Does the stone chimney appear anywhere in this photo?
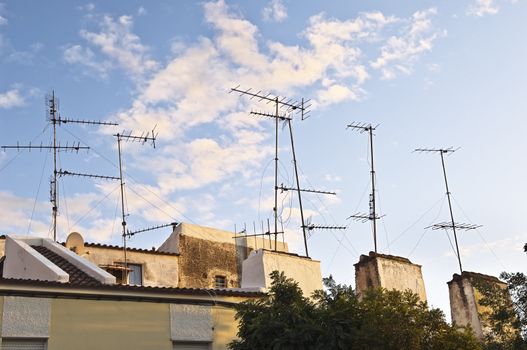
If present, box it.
[354,251,427,301]
[448,271,511,340]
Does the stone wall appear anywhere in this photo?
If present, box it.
[177,235,239,288]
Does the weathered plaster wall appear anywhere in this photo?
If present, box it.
[448,275,483,338]
[242,249,322,297]
[159,223,288,257]
[355,252,427,301]
[448,272,509,340]
[82,246,179,287]
[1,296,51,338]
[177,235,239,288]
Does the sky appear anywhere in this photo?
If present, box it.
[1,0,526,319]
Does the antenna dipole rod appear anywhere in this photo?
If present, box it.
[117,135,128,283]
[287,119,308,257]
[440,150,463,273]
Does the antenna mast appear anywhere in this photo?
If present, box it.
[230,86,310,252]
[347,122,382,253]
[1,92,110,241]
[114,129,158,283]
[415,147,481,273]
[230,86,342,257]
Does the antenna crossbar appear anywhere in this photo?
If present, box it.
[1,143,89,152]
[414,147,457,154]
[57,169,120,181]
[278,185,336,195]
[348,212,383,223]
[304,224,346,231]
[250,110,291,120]
[54,117,119,126]
[231,231,284,239]
[115,130,158,148]
[230,86,308,113]
[347,122,378,132]
[427,222,482,231]
[126,222,178,237]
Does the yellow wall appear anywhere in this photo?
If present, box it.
[0,293,247,349]
[49,298,172,350]
[212,307,239,350]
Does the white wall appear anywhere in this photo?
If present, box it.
[241,249,322,297]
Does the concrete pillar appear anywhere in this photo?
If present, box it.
[354,251,427,301]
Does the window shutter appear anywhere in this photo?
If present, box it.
[173,342,210,350]
[1,339,47,350]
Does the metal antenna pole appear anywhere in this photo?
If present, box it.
[117,135,128,283]
[287,119,308,257]
[347,122,381,253]
[113,129,157,284]
[440,150,463,273]
[414,147,479,274]
[51,92,58,242]
[2,91,110,242]
[273,98,279,248]
[368,126,378,253]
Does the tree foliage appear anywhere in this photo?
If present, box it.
[229,271,481,350]
[474,272,527,350]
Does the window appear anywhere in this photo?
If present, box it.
[1,339,47,350]
[214,275,226,288]
[173,342,210,350]
[101,263,143,285]
[127,263,143,285]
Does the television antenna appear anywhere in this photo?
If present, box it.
[114,128,158,282]
[1,91,117,241]
[230,86,341,257]
[347,122,383,253]
[414,147,481,273]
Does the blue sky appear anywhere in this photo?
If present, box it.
[1,0,526,318]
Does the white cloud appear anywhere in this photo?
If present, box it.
[138,6,147,16]
[0,191,48,235]
[204,1,268,70]
[317,84,362,106]
[370,8,440,79]
[104,0,443,204]
[467,0,499,16]
[262,0,288,22]
[65,14,157,78]
[63,44,111,77]
[0,89,24,109]
[0,3,7,26]
[427,63,440,72]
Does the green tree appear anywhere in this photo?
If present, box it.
[229,272,481,350]
[454,272,527,350]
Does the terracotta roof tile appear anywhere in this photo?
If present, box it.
[31,246,102,286]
